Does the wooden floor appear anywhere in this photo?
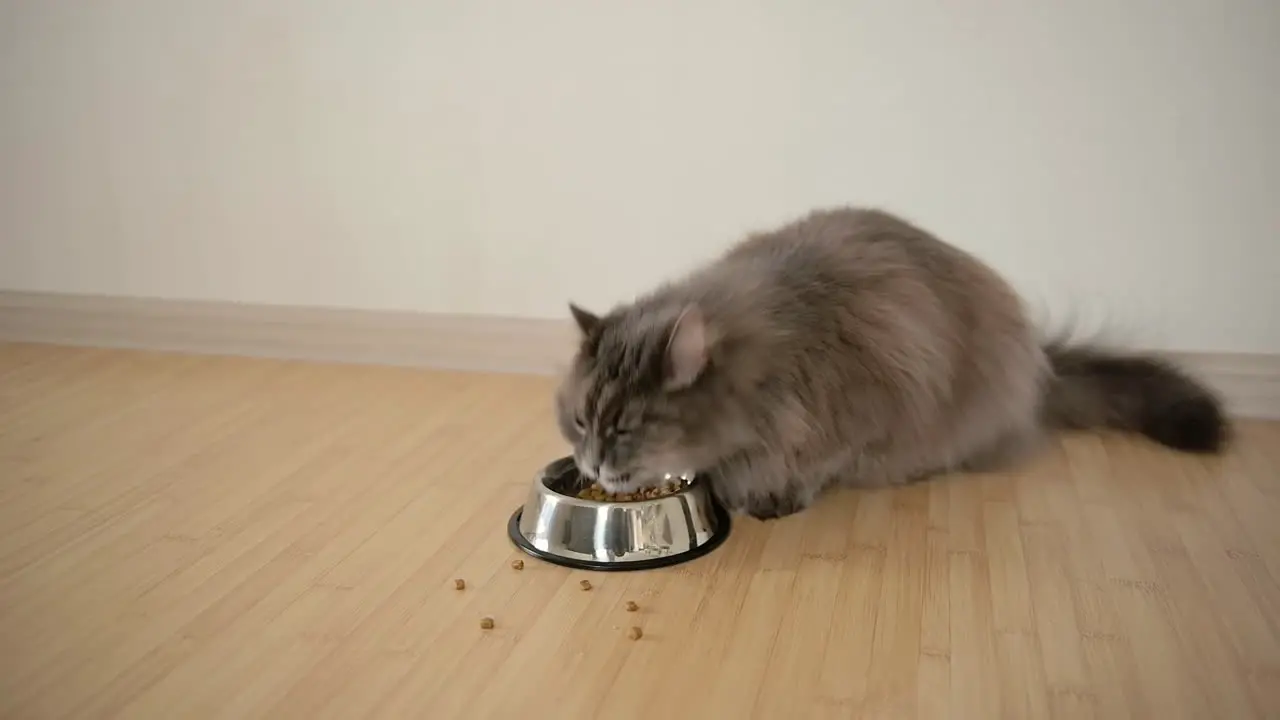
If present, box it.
[0,344,1278,719]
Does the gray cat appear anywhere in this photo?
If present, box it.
[554,207,1227,520]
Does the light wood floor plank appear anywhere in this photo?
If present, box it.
[1,342,1278,719]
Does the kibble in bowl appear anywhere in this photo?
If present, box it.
[542,464,696,504]
[575,480,688,503]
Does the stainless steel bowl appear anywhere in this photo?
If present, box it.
[507,456,731,571]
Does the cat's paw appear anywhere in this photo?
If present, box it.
[744,491,807,520]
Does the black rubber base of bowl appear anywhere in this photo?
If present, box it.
[506,502,733,572]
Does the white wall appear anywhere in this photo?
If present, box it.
[2,1,1278,353]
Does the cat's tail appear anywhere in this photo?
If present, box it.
[1040,340,1230,454]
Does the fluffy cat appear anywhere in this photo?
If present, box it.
[554,206,1228,520]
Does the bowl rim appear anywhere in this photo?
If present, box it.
[538,456,699,504]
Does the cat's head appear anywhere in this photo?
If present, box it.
[554,300,731,494]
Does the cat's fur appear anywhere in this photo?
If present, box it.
[554,207,1228,520]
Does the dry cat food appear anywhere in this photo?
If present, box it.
[453,578,466,590]
[479,617,495,629]
[627,626,643,640]
[624,601,639,612]
[510,559,524,571]
[579,579,592,591]
[575,480,687,502]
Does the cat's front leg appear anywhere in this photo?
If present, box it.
[708,455,814,521]
[742,488,811,520]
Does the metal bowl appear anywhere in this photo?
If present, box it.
[507,456,731,571]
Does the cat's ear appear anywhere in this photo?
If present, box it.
[663,305,710,391]
[568,303,601,337]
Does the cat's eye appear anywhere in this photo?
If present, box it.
[613,426,633,438]
[572,414,586,432]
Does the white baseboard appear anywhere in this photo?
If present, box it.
[2,290,1278,419]
[0,291,578,376]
